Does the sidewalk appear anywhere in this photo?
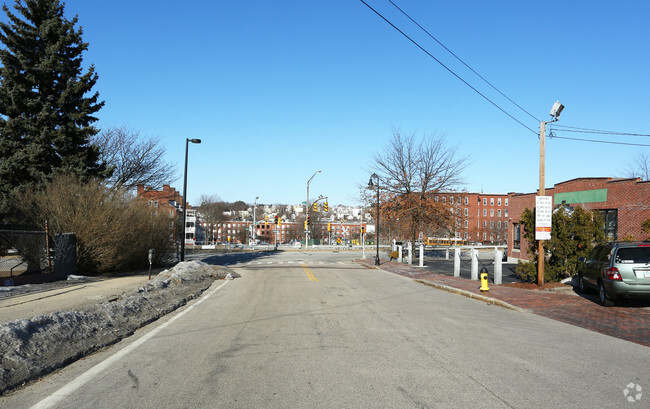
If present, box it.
[370,260,650,348]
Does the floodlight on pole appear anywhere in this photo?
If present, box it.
[180,138,201,262]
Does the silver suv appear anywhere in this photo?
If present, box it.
[577,242,650,306]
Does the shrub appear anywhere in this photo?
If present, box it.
[17,174,175,274]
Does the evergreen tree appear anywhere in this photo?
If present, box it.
[0,0,107,223]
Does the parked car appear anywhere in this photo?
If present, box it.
[576,242,650,306]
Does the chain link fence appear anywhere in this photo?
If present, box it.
[0,229,52,285]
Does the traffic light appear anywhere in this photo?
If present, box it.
[361,226,365,234]
[265,215,268,223]
[278,217,282,225]
[274,215,278,224]
[323,202,328,212]
[304,220,308,230]
[313,202,318,212]
[327,223,331,232]
[307,216,310,225]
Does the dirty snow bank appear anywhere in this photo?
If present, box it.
[0,261,237,395]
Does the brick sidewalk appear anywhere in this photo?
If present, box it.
[370,260,650,348]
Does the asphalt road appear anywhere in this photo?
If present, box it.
[2,250,648,408]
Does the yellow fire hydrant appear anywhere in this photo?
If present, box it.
[479,267,489,292]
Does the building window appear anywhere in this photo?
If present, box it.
[483,198,487,206]
[498,198,501,206]
[483,232,487,241]
[442,197,446,203]
[498,209,502,217]
[497,221,502,229]
[490,221,494,228]
[513,224,521,249]
[435,196,438,202]
[483,220,487,227]
[505,209,509,217]
[464,208,468,216]
[464,220,468,228]
[490,198,494,206]
[450,197,454,204]
[464,232,469,239]
[505,198,509,206]
[483,209,487,217]
[490,209,494,217]
[599,209,618,241]
[464,197,469,205]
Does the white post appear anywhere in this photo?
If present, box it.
[494,249,503,285]
[445,247,450,260]
[407,241,412,264]
[419,244,424,267]
[471,247,479,280]
[454,247,461,277]
[398,245,403,263]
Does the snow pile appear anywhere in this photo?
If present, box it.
[0,261,236,395]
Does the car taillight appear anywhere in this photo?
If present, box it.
[606,267,622,280]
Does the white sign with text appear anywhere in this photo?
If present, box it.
[535,196,553,240]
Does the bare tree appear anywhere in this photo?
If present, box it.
[368,129,470,243]
[93,126,177,190]
[624,152,650,181]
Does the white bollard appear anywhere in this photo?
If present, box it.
[470,248,478,280]
[407,241,413,265]
[398,245,403,263]
[445,247,450,260]
[419,244,424,267]
[454,247,460,277]
[494,249,503,285]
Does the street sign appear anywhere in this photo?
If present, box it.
[535,196,553,240]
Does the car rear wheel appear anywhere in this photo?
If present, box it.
[599,281,615,307]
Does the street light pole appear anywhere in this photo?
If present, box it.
[369,173,380,265]
[180,138,201,262]
[252,196,259,245]
[306,170,321,247]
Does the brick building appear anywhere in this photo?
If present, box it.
[507,177,650,262]
[136,184,184,218]
[432,192,509,244]
[207,220,369,245]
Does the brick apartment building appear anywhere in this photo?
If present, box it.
[205,220,369,245]
[136,184,184,218]
[432,192,509,244]
[507,177,650,262]
[136,184,200,244]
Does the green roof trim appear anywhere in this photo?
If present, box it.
[554,189,607,204]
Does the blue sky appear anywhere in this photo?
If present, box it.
[18,0,650,206]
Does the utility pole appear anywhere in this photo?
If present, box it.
[537,101,564,286]
[538,120,546,287]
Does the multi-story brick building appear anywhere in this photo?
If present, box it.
[431,192,509,244]
[207,220,369,245]
[507,177,650,262]
[137,184,184,218]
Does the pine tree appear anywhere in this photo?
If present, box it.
[0,0,107,223]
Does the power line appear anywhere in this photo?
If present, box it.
[552,124,650,137]
[548,133,650,147]
[386,0,541,123]
[359,0,538,135]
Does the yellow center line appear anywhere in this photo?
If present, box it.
[302,264,318,282]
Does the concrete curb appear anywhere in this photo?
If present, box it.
[413,279,528,313]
